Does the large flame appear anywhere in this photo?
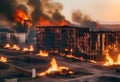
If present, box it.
[4,44,10,48]
[36,50,48,57]
[36,16,70,26]
[38,57,73,76]
[13,10,32,27]
[0,56,7,63]
[104,45,120,66]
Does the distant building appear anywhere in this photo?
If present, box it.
[0,26,27,44]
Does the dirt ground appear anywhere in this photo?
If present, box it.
[0,50,120,82]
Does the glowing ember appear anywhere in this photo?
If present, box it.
[89,60,97,63]
[0,56,7,63]
[36,50,48,57]
[29,45,34,52]
[66,54,84,61]
[22,45,34,52]
[38,57,73,76]
[66,48,84,61]
[103,45,120,66]
[10,44,20,51]
[4,44,10,48]
[65,48,69,51]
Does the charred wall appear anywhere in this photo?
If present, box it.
[36,26,120,58]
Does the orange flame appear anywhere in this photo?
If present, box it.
[10,44,20,51]
[104,45,120,66]
[4,44,10,48]
[36,16,70,26]
[22,47,29,52]
[13,10,32,27]
[66,48,84,61]
[38,57,73,76]
[0,56,7,63]
[29,45,34,52]
[36,16,53,26]
[22,45,34,52]
[36,50,48,57]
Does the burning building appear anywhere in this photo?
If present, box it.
[36,26,89,51]
[36,26,120,61]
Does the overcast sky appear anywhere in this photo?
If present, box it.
[54,0,120,24]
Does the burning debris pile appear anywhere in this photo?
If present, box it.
[38,57,73,76]
[103,44,120,66]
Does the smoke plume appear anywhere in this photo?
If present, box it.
[72,10,97,27]
[0,0,17,21]
[27,0,69,25]
[0,0,98,32]
[27,0,42,24]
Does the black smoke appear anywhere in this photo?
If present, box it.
[27,0,69,25]
[72,10,97,27]
[0,0,97,30]
[0,0,17,21]
[27,0,42,24]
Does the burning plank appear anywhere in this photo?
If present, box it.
[38,57,73,76]
[4,44,11,48]
[0,56,7,63]
[22,45,34,52]
[10,44,20,51]
[36,50,48,57]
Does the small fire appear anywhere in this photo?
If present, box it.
[0,56,7,63]
[65,48,69,51]
[4,44,10,48]
[66,48,84,61]
[103,44,120,66]
[22,45,34,52]
[22,47,29,52]
[66,54,84,61]
[36,50,48,57]
[10,44,20,51]
[13,9,32,27]
[38,57,73,76]
[29,45,34,52]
